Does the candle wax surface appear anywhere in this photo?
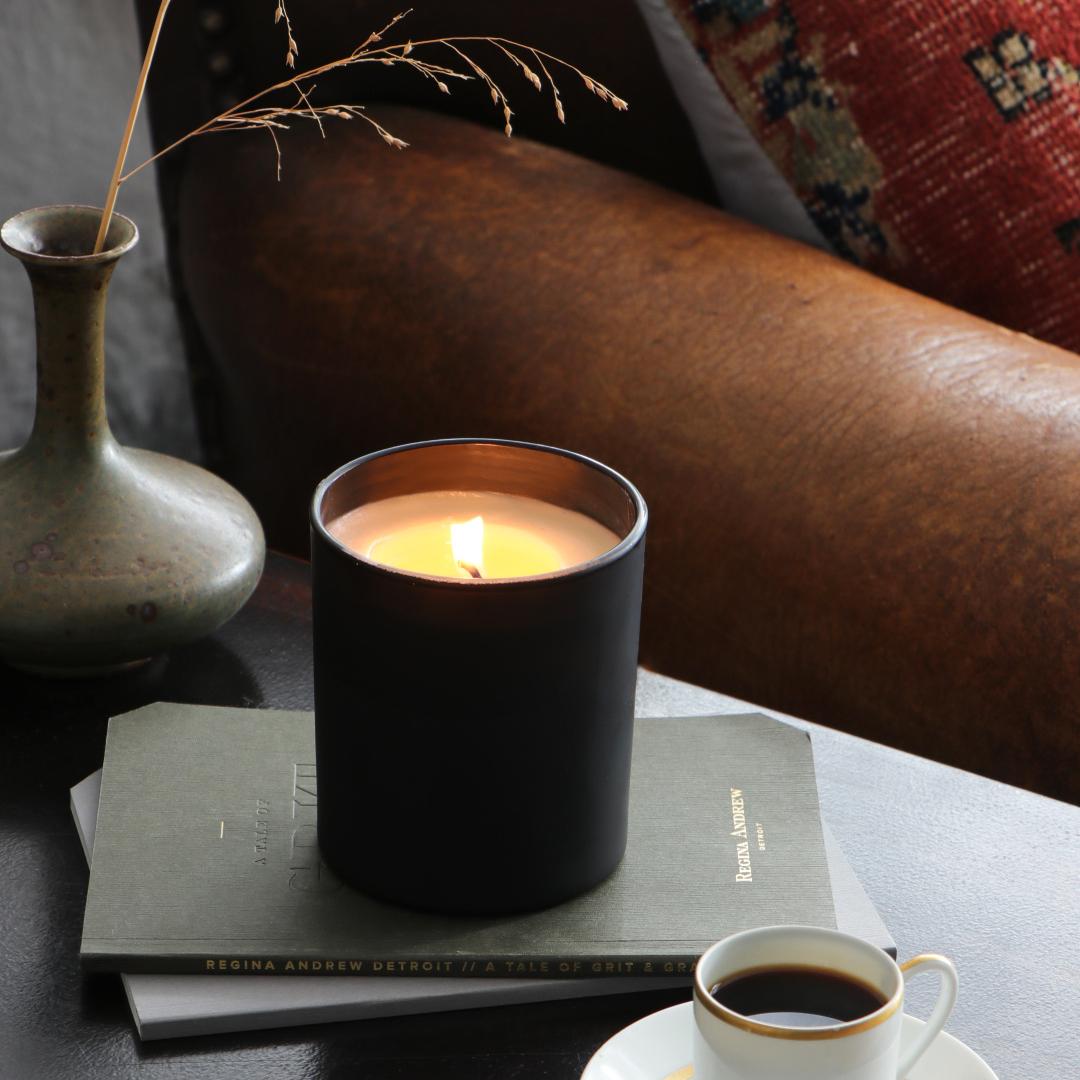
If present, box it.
[328,491,622,579]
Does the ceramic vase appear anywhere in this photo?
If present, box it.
[0,204,264,676]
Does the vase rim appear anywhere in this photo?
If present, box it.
[1,204,138,266]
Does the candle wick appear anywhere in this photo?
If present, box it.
[458,561,483,579]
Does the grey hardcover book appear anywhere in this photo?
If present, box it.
[81,704,851,977]
[73,773,893,1040]
[72,771,687,1039]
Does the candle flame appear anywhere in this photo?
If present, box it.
[450,515,485,578]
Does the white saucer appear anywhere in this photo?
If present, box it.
[581,1002,998,1080]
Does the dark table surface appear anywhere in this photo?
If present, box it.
[2,552,1077,1079]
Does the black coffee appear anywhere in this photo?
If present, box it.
[709,965,888,1028]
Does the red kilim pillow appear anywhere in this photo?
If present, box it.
[664,0,1080,354]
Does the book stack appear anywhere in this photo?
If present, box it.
[74,704,893,1039]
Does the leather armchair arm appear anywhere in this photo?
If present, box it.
[179,106,1080,801]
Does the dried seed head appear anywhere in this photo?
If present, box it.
[274,5,283,23]
[183,25,627,185]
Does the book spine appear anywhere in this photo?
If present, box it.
[81,952,699,979]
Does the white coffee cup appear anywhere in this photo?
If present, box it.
[692,926,958,1080]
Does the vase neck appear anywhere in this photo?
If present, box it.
[24,259,118,460]
[2,205,137,464]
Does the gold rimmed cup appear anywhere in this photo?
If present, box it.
[692,926,958,1080]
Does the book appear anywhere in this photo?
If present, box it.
[81,704,857,978]
[73,770,687,1038]
[72,766,894,1040]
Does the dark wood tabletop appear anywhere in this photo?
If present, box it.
[2,552,1076,1078]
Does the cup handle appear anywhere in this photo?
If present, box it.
[894,954,959,1078]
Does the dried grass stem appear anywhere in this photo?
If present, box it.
[92,0,172,253]
[120,26,627,185]
[96,7,627,231]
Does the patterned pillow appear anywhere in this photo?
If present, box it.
[637,0,1080,355]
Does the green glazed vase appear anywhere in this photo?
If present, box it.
[0,205,265,676]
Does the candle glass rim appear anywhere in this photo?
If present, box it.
[310,437,648,587]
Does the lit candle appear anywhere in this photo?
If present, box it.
[312,439,648,914]
[327,491,620,580]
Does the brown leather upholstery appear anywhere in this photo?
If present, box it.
[178,110,1080,803]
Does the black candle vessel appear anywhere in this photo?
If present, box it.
[310,439,647,915]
